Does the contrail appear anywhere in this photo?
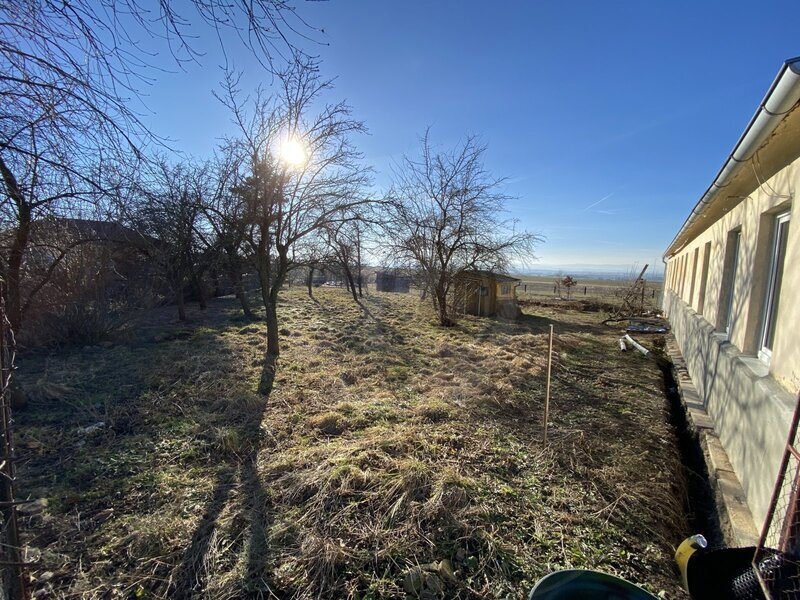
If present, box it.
[583,191,615,211]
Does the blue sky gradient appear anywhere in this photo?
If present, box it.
[138,0,800,273]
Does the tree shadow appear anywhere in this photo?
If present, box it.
[133,314,278,598]
[242,456,271,594]
[358,301,379,322]
[306,293,321,306]
[171,468,239,598]
[170,394,277,598]
[259,354,278,395]
[468,311,608,339]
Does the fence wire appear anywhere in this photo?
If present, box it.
[755,393,800,598]
[0,284,27,600]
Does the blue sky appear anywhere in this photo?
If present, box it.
[139,0,799,273]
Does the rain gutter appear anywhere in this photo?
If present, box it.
[664,57,800,258]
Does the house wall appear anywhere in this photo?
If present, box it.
[496,282,517,299]
[376,274,410,293]
[663,153,800,529]
[457,277,521,317]
[459,276,496,316]
[495,282,521,319]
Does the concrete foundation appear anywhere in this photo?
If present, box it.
[663,290,796,531]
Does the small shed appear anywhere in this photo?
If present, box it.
[375,270,411,293]
[454,270,521,318]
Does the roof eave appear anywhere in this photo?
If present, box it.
[664,57,800,259]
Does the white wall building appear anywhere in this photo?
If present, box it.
[663,57,800,533]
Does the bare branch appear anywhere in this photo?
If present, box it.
[382,130,542,325]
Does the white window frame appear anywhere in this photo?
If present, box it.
[758,211,791,364]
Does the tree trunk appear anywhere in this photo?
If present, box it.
[193,276,207,310]
[233,270,255,318]
[176,288,187,321]
[0,312,26,600]
[259,297,280,394]
[254,250,282,394]
[0,158,30,332]
[306,267,315,299]
[265,299,280,357]
[211,268,222,297]
[355,235,364,297]
[342,263,359,303]
[436,288,452,326]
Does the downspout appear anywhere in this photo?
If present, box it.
[664,57,800,259]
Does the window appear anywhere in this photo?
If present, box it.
[666,260,673,290]
[717,229,741,336]
[681,253,689,299]
[759,211,791,363]
[678,255,686,297]
[500,283,511,295]
[697,242,711,315]
[689,247,699,307]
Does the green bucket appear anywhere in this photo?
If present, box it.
[529,569,659,600]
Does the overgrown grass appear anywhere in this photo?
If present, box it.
[15,286,688,598]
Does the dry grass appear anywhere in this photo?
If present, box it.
[15,286,688,598]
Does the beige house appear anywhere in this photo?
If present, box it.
[453,270,521,318]
[662,57,800,536]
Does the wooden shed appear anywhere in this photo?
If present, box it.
[375,270,411,293]
[453,270,521,318]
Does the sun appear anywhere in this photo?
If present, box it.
[275,136,307,168]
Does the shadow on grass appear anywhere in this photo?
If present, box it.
[171,442,275,599]
[16,295,281,599]
[171,468,238,597]
[171,343,277,598]
[470,312,609,338]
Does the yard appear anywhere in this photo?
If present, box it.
[14,286,688,599]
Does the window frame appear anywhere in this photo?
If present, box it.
[689,247,699,307]
[717,228,742,338]
[697,241,711,316]
[758,210,791,364]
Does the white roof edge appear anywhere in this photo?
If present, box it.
[664,57,800,259]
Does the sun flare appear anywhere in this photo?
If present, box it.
[275,136,307,168]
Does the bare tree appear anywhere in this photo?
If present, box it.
[290,237,334,301]
[220,59,371,392]
[0,1,319,335]
[561,275,577,299]
[324,218,369,303]
[385,130,540,326]
[132,161,207,321]
[0,129,120,331]
[196,151,259,318]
